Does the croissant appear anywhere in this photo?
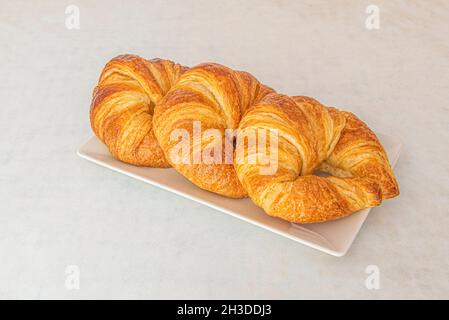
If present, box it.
[153,63,274,198]
[90,54,186,167]
[235,95,399,223]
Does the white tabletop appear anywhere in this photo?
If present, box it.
[1,0,448,299]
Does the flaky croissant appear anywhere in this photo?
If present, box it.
[90,54,186,167]
[236,95,399,223]
[153,63,274,198]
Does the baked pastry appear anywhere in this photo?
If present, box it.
[153,63,274,198]
[90,54,186,167]
[235,95,399,223]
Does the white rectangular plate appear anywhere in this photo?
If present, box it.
[78,133,401,256]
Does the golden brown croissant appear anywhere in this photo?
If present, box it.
[235,95,399,223]
[90,54,186,167]
[152,63,274,198]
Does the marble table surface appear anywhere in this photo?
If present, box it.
[1,0,448,299]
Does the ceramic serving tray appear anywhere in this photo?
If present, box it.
[78,133,401,256]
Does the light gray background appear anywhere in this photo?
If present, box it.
[1,0,448,299]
